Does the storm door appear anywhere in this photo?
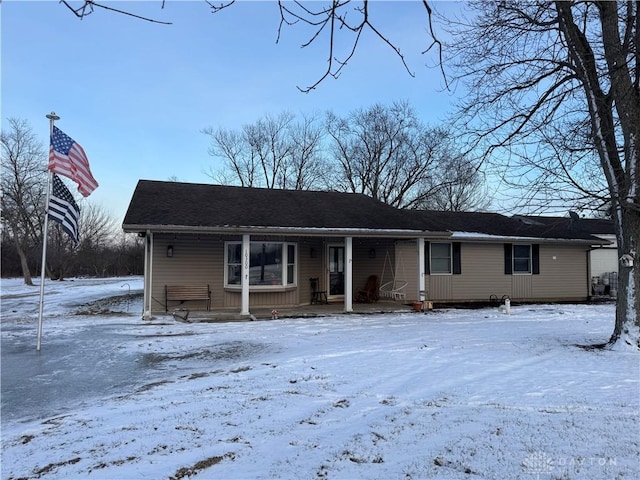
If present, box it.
[328,245,345,297]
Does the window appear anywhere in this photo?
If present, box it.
[430,242,452,274]
[425,242,461,275]
[225,241,297,287]
[227,243,242,285]
[504,243,539,275]
[287,244,295,285]
[513,244,532,273]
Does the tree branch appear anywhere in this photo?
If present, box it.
[61,0,172,24]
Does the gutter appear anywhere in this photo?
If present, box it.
[449,231,609,246]
[122,223,452,239]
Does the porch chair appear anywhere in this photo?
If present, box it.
[310,277,328,304]
[356,275,380,303]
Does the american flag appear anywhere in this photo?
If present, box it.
[49,174,80,243]
[49,126,98,197]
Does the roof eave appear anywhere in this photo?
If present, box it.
[449,231,606,245]
[122,223,451,238]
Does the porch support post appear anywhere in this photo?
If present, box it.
[143,231,153,320]
[417,237,426,301]
[241,234,250,315]
[345,236,353,312]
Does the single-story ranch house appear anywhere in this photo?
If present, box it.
[122,180,609,317]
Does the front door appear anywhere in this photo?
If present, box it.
[328,245,345,297]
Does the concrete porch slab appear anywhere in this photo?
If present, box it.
[169,300,416,323]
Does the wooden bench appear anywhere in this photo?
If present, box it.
[165,285,211,312]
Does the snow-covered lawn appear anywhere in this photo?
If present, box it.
[1,277,638,480]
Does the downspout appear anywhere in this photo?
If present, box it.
[587,246,595,299]
[345,237,353,312]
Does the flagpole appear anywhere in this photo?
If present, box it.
[36,112,60,351]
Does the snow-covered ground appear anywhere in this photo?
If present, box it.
[1,276,638,480]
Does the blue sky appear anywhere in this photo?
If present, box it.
[2,1,464,223]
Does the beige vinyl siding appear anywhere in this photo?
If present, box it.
[151,234,314,312]
[353,239,396,295]
[222,289,299,308]
[428,243,511,302]
[299,239,325,305]
[450,243,511,301]
[395,241,419,302]
[529,245,588,300]
[149,234,591,312]
[429,276,453,301]
[152,234,221,312]
[511,275,533,299]
[422,242,590,303]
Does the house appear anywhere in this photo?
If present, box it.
[122,180,608,317]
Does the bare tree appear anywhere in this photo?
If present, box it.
[325,101,485,210]
[420,151,490,212]
[1,119,135,281]
[204,111,326,190]
[1,118,47,285]
[61,1,444,93]
[206,1,443,92]
[77,202,119,275]
[46,221,77,281]
[60,0,172,24]
[246,112,294,189]
[326,101,431,207]
[112,231,145,276]
[285,112,327,190]
[204,128,257,187]
[445,1,639,347]
[45,194,119,279]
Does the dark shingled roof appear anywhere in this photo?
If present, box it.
[516,215,616,236]
[122,180,604,242]
[410,211,605,241]
[122,180,437,234]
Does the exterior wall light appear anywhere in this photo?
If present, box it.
[167,245,174,258]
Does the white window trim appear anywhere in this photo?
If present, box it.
[430,242,453,275]
[225,241,298,289]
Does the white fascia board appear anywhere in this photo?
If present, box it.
[123,224,452,238]
[450,231,606,245]
[592,234,617,247]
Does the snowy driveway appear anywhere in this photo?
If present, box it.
[1,277,638,480]
[1,277,271,425]
[1,318,271,425]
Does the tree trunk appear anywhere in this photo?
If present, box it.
[14,239,33,286]
[556,1,640,349]
[610,208,640,348]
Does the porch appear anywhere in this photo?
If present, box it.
[166,299,423,323]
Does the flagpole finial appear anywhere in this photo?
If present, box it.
[46,112,60,121]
